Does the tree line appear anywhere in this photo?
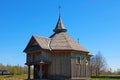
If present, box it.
[0,64,33,75]
[0,52,120,76]
[90,52,120,76]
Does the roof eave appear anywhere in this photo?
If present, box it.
[47,49,89,53]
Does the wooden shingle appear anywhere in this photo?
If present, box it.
[24,17,89,53]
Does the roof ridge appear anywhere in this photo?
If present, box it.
[33,35,50,39]
[48,38,52,50]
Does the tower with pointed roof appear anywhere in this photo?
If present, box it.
[24,17,92,80]
[53,17,67,33]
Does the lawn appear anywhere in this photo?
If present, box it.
[0,74,32,79]
[0,75,120,80]
[91,78,120,80]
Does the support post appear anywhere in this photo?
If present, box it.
[39,64,43,79]
[28,65,30,80]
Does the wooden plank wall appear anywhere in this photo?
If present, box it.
[26,52,41,63]
[71,52,91,79]
[48,51,71,79]
[26,51,91,80]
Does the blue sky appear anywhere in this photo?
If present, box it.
[0,0,120,71]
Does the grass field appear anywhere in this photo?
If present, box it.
[91,78,120,80]
[0,74,30,79]
[0,75,120,80]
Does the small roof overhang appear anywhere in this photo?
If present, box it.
[25,60,50,65]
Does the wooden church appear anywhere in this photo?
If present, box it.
[24,16,92,80]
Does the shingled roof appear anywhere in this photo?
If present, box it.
[24,17,89,53]
[33,36,50,50]
[49,32,88,52]
[49,17,88,52]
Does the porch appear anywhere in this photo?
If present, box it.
[25,61,49,80]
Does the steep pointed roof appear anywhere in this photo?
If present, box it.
[53,17,67,33]
[24,17,89,53]
[49,17,89,52]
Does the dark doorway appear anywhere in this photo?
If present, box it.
[42,64,48,79]
[34,64,48,79]
[34,64,40,79]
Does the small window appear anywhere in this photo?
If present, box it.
[87,56,90,61]
[81,55,85,60]
[76,56,81,64]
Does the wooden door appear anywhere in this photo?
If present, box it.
[42,64,48,79]
[34,64,40,79]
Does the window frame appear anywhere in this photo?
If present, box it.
[76,56,81,64]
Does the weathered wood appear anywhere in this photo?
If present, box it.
[25,50,91,80]
[25,51,91,80]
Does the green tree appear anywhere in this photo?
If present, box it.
[12,66,18,75]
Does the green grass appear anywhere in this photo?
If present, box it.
[0,74,33,79]
[91,78,120,80]
[0,75,120,80]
